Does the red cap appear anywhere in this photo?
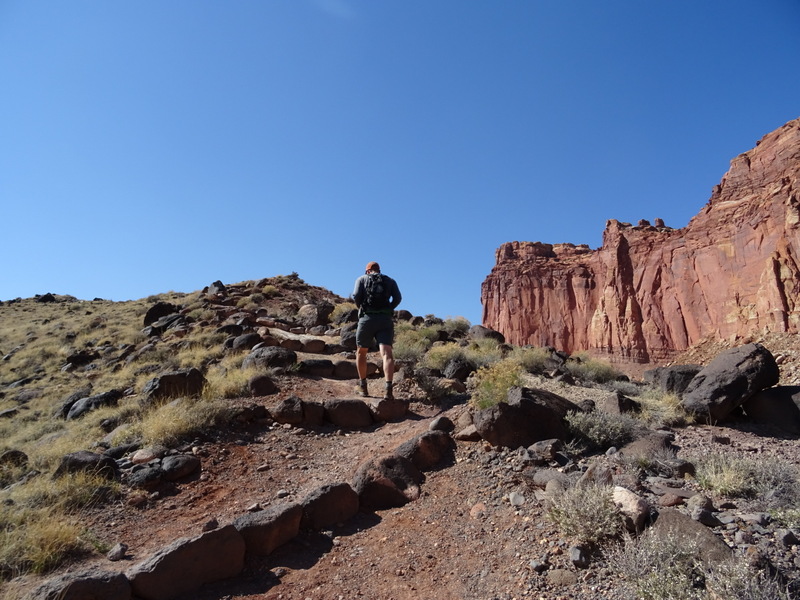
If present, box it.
[365,261,380,273]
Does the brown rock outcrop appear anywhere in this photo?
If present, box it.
[482,117,800,363]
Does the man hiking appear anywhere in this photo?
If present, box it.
[352,261,402,399]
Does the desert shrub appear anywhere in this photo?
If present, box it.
[565,352,623,384]
[135,397,231,447]
[565,410,641,452]
[463,337,504,369]
[694,453,800,508]
[706,558,791,600]
[441,316,470,338]
[546,483,622,545]
[507,346,552,375]
[421,342,467,371]
[469,360,523,410]
[607,532,704,599]
[608,531,789,600]
[261,284,279,297]
[393,324,440,364]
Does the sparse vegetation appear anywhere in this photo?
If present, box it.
[565,352,624,384]
[608,531,790,600]
[546,483,622,545]
[693,453,800,509]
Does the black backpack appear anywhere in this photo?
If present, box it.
[364,273,391,310]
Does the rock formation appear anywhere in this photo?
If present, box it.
[481,117,800,363]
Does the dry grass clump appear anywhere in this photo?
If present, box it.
[634,387,691,428]
[546,483,622,545]
[0,507,87,579]
[469,360,523,410]
[329,301,357,323]
[565,410,641,452]
[507,346,553,375]
[133,396,231,447]
[693,453,800,509]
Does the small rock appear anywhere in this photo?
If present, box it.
[107,542,128,561]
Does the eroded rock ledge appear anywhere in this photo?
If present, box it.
[482,117,800,364]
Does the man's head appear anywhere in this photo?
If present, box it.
[365,261,380,273]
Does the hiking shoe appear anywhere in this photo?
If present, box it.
[357,379,369,397]
[384,381,394,400]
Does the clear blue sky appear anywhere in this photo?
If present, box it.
[2,1,799,326]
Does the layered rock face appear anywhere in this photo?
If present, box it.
[482,118,800,363]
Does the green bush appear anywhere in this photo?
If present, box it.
[421,342,467,371]
[469,360,523,410]
[565,352,624,384]
[329,302,356,323]
[547,483,622,545]
[565,410,641,452]
[464,337,505,369]
[393,324,440,364]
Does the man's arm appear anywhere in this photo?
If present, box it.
[389,278,402,309]
[352,276,365,308]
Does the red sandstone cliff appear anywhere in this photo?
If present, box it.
[481,117,800,363]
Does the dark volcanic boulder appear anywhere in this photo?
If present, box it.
[643,364,703,395]
[473,386,580,449]
[300,482,360,530]
[242,346,297,371]
[324,398,374,428]
[66,389,124,420]
[143,302,180,327]
[141,368,206,406]
[742,386,800,434]
[351,455,423,511]
[54,450,119,480]
[681,343,780,423]
[394,430,455,471]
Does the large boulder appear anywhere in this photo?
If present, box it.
[242,346,297,371]
[351,455,423,511]
[742,385,800,434]
[473,387,579,449]
[643,364,703,395]
[233,503,303,556]
[24,568,131,600]
[54,450,119,480]
[143,302,180,327]
[468,325,505,344]
[297,302,334,328]
[127,525,245,600]
[66,389,124,420]
[324,398,374,428]
[393,431,455,471]
[141,368,206,406]
[300,482,360,530]
[681,343,780,423]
